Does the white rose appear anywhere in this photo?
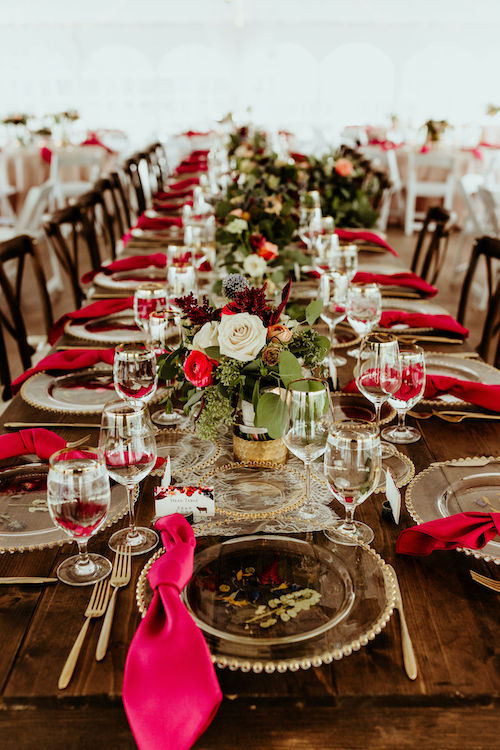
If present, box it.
[243,254,267,278]
[218,312,267,362]
[226,217,248,234]
[192,321,219,353]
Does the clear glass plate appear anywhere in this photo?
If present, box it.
[331,393,396,425]
[94,267,166,291]
[65,311,144,344]
[406,457,500,564]
[136,535,396,672]
[0,463,130,553]
[152,430,221,477]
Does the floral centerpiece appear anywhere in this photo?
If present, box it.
[157,277,329,449]
[423,119,450,143]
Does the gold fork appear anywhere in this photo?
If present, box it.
[66,435,92,448]
[95,546,132,661]
[58,578,110,689]
[470,571,500,592]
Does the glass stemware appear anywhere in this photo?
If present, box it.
[346,282,382,358]
[149,309,188,427]
[282,378,333,519]
[328,243,358,281]
[113,343,158,405]
[324,421,381,545]
[320,273,348,367]
[100,400,158,555]
[355,332,401,457]
[47,447,112,586]
[382,344,426,444]
[133,283,167,339]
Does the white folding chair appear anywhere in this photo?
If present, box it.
[404,149,460,235]
[452,174,488,273]
[49,146,105,209]
[362,146,405,230]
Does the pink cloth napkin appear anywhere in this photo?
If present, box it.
[397,512,500,555]
[123,514,222,750]
[380,310,469,337]
[0,428,66,461]
[334,229,398,256]
[11,349,115,394]
[81,254,167,284]
[136,215,183,231]
[352,271,438,297]
[49,297,133,344]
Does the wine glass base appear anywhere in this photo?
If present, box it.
[381,425,421,444]
[151,408,188,428]
[109,527,158,556]
[298,503,319,520]
[324,520,374,546]
[56,553,112,587]
[380,441,397,458]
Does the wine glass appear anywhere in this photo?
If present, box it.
[324,421,381,545]
[114,343,158,405]
[346,283,382,358]
[319,273,348,367]
[100,400,158,555]
[355,333,401,457]
[382,344,426,444]
[47,447,112,586]
[149,309,188,428]
[328,243,358,281]
[282,378,333,519]
[133,283,167,339]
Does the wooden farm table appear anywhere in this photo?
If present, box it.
[1,335,499,750]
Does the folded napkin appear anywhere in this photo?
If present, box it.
[182,130,212,137]
[154,188,194,201]
[152,200,193,212]
[123,514,222,750]
[290,152,309,162]
[40,146,52,164]
[188,150,209,158]
[81,131,115,153]
[11,349,115,394]
[0,428,66,462]
[167,178,200,191]
[380,310,469,337]
[397,512,500,555]
[174,162,208,175]
[136,215,183,231]
[424,375,500,412]
[81,254,167,284]
[335,229,398,257]
[352,272,438,297]
[367,139,403,151]
[49,297,133,344]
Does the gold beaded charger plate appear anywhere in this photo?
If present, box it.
[93,266,166,292]
[151,429,221,477]
[406,457,500,565]
[422,353,500,407]
[0,463,130,553]
[199,462,330,520]
[137,534,396,672]
[65,310,144,344]
[331,393,396,426]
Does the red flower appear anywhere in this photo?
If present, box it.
[258,241,279,262]
[250,233,266,251]
[184,350,215,387]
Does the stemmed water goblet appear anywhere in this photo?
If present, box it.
[324,421,381,545]
[47,447,112,586]
[382,344,426,444]
[113,343,158,406]
[149,309,188,428]
[282,378,333,520]
[346,282,382,358]
[133,283,167,340]
[320,273,348,367]
[100,400,158,555]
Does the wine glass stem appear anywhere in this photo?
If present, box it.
[397,411,406,431]
[343,504,357,533]
[126,484,140,539]
[303,461,314,513]
[76,540,94,574]
[375,403,382,434]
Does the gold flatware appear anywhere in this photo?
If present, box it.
[445,352,481,359]
[0,577,58,584]
[407,411,500,423]
[397,334,464,345]
[470,571,500,592]
[55,346,112,351]
[58,578,110,690]
[66,435,91,448]
[95,545,132,661]
[5,422,100,429]
[387,565,418,680]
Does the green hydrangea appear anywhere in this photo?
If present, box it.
[290,328,329,367]
[217,358,243,388]
[196,386,235,440]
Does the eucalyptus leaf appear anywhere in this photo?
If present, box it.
[204,346,221,360]
[255,392,288,439]
[305,298,324,326]
[279,350,303,387]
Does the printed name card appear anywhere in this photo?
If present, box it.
[385,469,401,524]
[154,485,215,522]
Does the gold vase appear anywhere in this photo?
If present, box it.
[232,433,288,465]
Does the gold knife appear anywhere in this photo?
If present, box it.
[387,564,418,680]
[0,577,58,584]
[4,422,100,429]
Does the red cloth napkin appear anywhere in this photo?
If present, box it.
[182,130,211,137]
[353,271,437,296]
[154,188,194,201]
[367,139,403,151]
[81,131,115,153]
[290,152,309,162]
[123,514,222,750]
[167,178,200,191]
[0,428,66,461]
[380,310,469,337]
[174,162,208,175]
[152,200,193,212]
[40,146,52,164]
[136,215,183,231]
[11,349,115,394]
[49,297,133,344]
[424,375,500,412]
[397,512,500,555]
[335,229,397,256]
[81,254,167,284]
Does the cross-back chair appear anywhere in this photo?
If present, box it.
[108,171,133,233]
[123,154,148,217]
[410,206,451,285]
[457,236,500,346]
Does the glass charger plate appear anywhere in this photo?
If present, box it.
[93,267,166,291]
[199,462,331,519]
[136,535,396,672]
[21,368,167,414]
[151,430,221,477]
[0,463,130,553]
[422,352,500,406]
[65,311,144,344]
[405,457,500,564]
[331,393,396,426]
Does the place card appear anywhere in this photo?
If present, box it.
[154,485,215,522]
[385,469,401,524]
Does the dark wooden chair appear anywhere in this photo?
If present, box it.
[0,234,53,400]
[410,206,451,285]
[457,235,500,364]
[145,142,168,194]
[77,187,117,261]
[108,171,133,234]
[123,154,148,216]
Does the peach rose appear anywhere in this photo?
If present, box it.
[267,324,292,343]
[335,158,354,177]
[229,208,250,220]
[258,241,279,262]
